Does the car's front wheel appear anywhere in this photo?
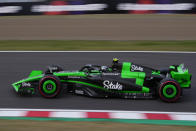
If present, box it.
[39,75,62,98]
[158,78,181,102]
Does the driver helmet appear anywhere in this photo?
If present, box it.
[113,58,119,64]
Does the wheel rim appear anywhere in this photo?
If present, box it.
[162,84,177,98]
[42,80,57,94]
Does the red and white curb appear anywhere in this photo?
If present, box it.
[0,109,196,121]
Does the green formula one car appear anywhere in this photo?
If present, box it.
[12,58,192,102]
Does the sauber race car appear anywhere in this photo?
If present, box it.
[12,58,192,102]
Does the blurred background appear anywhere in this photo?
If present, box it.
[0,0,196,16]
[1,1,196,130]
[0,0,196,45]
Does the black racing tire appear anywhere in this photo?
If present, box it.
[158,78,181,103]
[39,75,62,98]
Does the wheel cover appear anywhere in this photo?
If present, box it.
[162,84,177,98]
[42,80,57,94]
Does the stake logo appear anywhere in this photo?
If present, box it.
[22,82,31,87]
[131,65,143,72]
[103,80,123,90]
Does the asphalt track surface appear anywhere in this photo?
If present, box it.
[0,52,195,112]
[0,15,196,40]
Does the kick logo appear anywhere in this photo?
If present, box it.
[103,80,123,90]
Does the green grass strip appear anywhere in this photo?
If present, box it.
[0,40,196,51]
[0,117,196,126]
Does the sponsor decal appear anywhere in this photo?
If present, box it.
[75,90,84,95]
[58,70,78,73]
[44,0,69,15]
[131,65,143,72]
[22,82,31,87]
[31,4,107,12]
[48,66,59,73]
[0,6,22,13]
[0,0,45,3]
[117,3,195,11]
[102,73,120,76]
[68,76,80,79]
[49,66,58,70]
[103,80,123,90]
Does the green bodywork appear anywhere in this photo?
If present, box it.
[170,64,191,88]
[121,62,149,93]
[12,62,191,94]
[54,71,87,77]
[12,70,43,92]
[61,80,149,93]
[28,70,43,78]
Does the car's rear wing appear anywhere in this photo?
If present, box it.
[169,64,192,88]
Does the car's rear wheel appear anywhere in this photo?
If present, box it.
[158,78,181,102]
[39,75,62,98]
